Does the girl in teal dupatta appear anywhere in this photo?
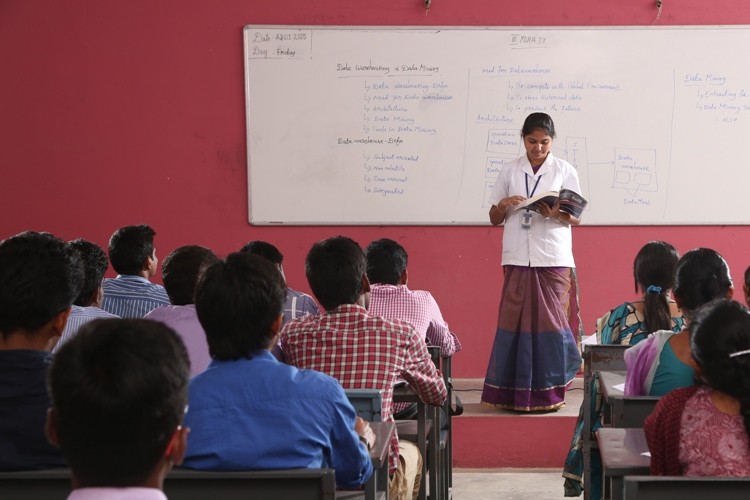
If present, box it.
[562,241,683,498]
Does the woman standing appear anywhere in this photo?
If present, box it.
[481,112,583,412]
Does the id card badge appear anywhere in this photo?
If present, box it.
[521,210,532,230]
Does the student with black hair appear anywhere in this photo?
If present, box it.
[563,241,684,498]
[240,240,320,322]
[183,252,373,489]
[365,238,461,357]
[281,236,447,500]
[54,239,119,353]
[645,299,750,476]
[0,231,83,470]
[145,245,218,376]
[596,240,684,345]
[625,247,734,396]
[101,224,169,318]
[46,319,190,497]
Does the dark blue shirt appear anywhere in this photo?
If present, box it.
[0,350,66,470]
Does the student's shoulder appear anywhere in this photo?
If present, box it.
[364,310,414,333]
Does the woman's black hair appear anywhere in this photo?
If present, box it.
[690,299,750,446]
[634,241,679,333]
[673,248,733,319]
[521,112,556,138]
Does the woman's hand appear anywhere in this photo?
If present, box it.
[489,196,525,226]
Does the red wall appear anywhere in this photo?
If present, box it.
[2,1,750,377]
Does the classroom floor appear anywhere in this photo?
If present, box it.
[452,469,568,500]
[447,377,581,498]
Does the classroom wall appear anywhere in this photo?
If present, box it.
[3,0,750,377]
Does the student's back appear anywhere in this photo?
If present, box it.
[625,248,734,396]
[183,252,372,489]
[365,238,462,357]
[645,299,750,476]
[101,224,169,318]
[596,241,683,346]
[0,231,83,470]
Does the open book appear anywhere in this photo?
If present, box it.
[514,188,588,218]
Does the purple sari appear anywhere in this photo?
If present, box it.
[482,266,582,411]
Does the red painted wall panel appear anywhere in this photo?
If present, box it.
[2,1,749,377]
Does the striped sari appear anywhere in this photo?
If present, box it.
[481,265,582,411]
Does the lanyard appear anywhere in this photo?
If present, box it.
[525,173,542,205]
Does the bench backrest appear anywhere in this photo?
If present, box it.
[623,475,750,500]
[345,388,383,422]
[0,467,338,500]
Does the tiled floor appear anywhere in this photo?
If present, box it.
[452,469,569,500]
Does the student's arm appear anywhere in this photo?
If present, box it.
[423,292,461,357]
[327,386,374,489]
[400,327,447,406]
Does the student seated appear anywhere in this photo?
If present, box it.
[145,245,218,376]
[645,299,750,476]
[281,236,447,500]
[101,224,170,318]
[625,248,733,396]
[0,231,83,471]
[365,238,462,357]
[182,253,373,490]
[54,239,119,353]
[563,241,685,498]
[595,240,683,345]
[46,318,190,498]
[240,240,320,323]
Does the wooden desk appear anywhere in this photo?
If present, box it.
[393,384,441,500]
[596,427,650,500]
[598,371,660,428]
[367,421,395,500]
[581,344,628,500]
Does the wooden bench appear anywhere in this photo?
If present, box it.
[623,475,750,500]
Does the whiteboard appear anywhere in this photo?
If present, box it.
[244,26,750,225]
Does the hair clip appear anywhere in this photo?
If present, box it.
[646,285,662,294]
[729,349,750,358]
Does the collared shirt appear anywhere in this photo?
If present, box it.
[183,351,372,489]
[101,275,170,318]
[67,487,167,500]
[284,288,320,324]
[54,305,119,354]
[368,284,462,357]
[280,304,447,473]
[144,305,211,376]
[490,153,581,268]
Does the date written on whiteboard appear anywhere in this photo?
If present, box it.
[509,34,548,48]
[247,29,311,59]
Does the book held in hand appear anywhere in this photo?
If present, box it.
[514,188,588,218]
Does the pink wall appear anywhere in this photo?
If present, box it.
[2,1,750,377]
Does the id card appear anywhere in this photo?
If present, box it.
[521,211,532,230]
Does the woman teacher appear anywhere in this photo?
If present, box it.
[481,112,584,412]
